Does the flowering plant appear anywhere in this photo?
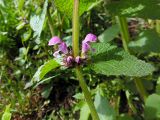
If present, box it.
[48,33,97,67]
[28,0,156,120]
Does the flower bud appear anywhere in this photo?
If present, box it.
[66,56,74,65]
[75,56,81,64]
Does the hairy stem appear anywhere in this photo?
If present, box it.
[76,67,100,120]
[72,0,80,57]
[72,0,100,119]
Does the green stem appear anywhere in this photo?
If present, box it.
[72,0,99,119]
[47,7,55,36]
[72,0,80,57]
[116,16,130,52]
[76,67,100,120]
[116,16,148,101]
[134,78,148,101]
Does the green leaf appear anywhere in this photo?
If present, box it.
[18,0,25,10]
[2,105,11,120]
[16,21,25,30]
[106,0,160,19]
[79,103,90,120]
[54,0,96,18]
[144,94,160,120]
[94,89,116,120]
[32,59,59,82]
[41,84,53,98]
[33,75,58,89]
[30,0,48,44]
[25,60,60,89]
[21,29,32,42]
[98,24,120,43]
[90,43,155,77]
[129,29,160,53]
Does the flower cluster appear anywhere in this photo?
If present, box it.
[48,33,97,67]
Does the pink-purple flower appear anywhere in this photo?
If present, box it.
[66,56,74,65]
[48,36,62,46]
[83,33,97,43]
[48,36,69,55]
[82,42,90,53]
[81,33,97,57]
[48,33,97,67]
[58,42,68,54]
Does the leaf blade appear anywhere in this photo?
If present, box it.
[91,43,155,77]
[25,59,60,89]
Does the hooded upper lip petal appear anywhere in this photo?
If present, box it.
[48,36,62,46]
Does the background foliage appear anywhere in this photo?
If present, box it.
[0,0,160,120]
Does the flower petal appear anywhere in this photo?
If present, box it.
[82,42,90,53]
[83,33,97,43]
[53,51,61,58]
[58,42,68,54]
[48,36,62,46]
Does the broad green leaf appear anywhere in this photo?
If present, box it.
[32,59,59,82]
[94,89,116,120]
[98,24,120,43]
[129,29,160,53]
[90,43,155,77]
[2,105,11,120]
[30,0,48,44]
[144,94,160,120]
[106,0,160,19]
[54,0,96,18]
[25,60,60,89]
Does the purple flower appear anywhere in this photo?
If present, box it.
[83,33,97,43]
[75,56,81,64]
[48,36,62,46]
[82,42,90,53]
[66,56,74,65]
[81,33,97,54]
[58,42,68,54]
[48,33,97,67]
